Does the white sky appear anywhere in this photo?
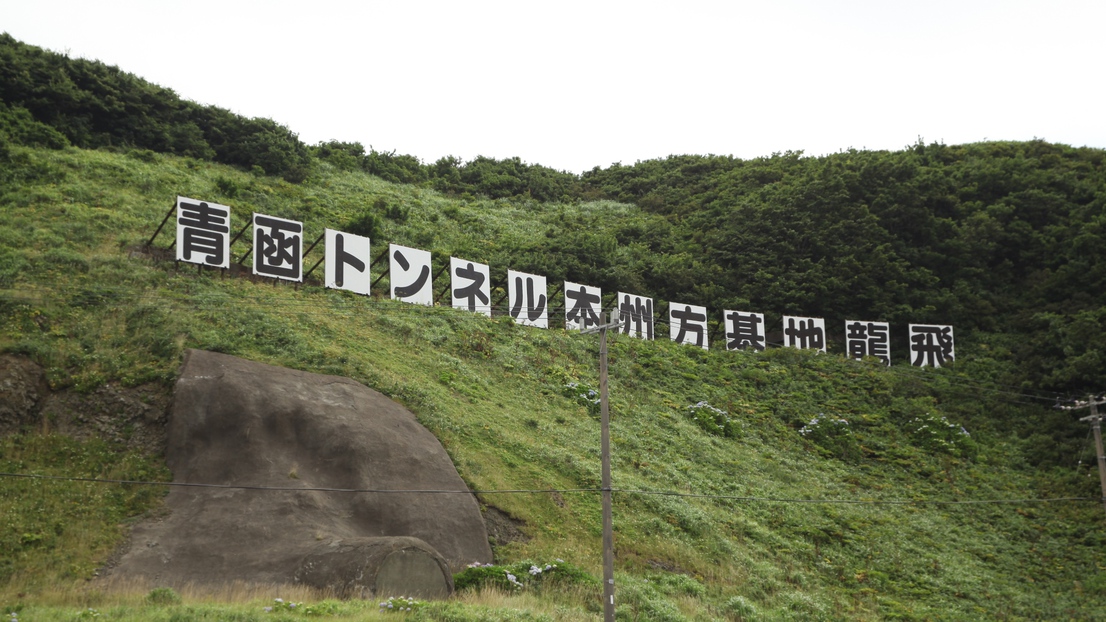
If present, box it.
[4,0,1104,173]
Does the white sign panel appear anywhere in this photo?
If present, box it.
[390,243,433,305]
[723,310,766,351]
[564,281,602,331]
[508,269,548,328]
[845,320,890,365]
[253,213,303,282]
[782,315,826,352]
[176,196,230,269]
[909,324,954,367]
[669,302,709,349]
[324,229,372,295]
[618,291,654,340]
[451,257,491,316]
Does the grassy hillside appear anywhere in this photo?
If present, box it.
[2,145,1105,621]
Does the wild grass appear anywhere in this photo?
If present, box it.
[1,145,1105,620]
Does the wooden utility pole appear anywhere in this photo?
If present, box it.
[1063,395,1106,518]
[583,311,622,621]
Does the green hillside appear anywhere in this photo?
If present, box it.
[1,143,1105,621]
[3,32,1106,621]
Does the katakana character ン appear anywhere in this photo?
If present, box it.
[452,258,491,315]
[564,282,601,331]
[670,303,708,349]
[324,229,372,295]
[845,320,890,365]
[619,292,654,340]
[724,310,765,351]
[508,270,548,328]
[783,315,826,351]
[909,324,955,367]
[390,244,433,305]
[253,213,302,281]
[176,197,230,268]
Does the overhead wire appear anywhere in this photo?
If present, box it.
[0,472,1096,507]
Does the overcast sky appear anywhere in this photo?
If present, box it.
[4,0,1104,173]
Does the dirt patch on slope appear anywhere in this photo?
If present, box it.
[0,353,170,454]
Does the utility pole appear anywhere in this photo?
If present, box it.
[1062,394,1106,518]
[583,311,622,622]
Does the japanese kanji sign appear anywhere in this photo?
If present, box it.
[451,257,491,316]
[176,196,230,268]
[508,270,548,328]
[909,324,954,367]
[164,196,967,363]
[564,281,602,331]
[253,213,302,281]
[324,229,371,295]
[670,302,708,349]
[845,320,890,365]
[783,315,826,351]
[724,310,766,351]
[390,244,433,305]
[618,292,654,340]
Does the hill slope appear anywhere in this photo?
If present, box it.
[1,145,1105,620]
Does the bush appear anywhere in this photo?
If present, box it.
[562,382,600,417]
[686,401,737,438]
[145,587,181,605]
[907,412,976,458]
[799,413,860,461]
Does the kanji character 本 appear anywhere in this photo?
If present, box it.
[390,243,433,305]
[909,324,955,367]
[564,281,602,331]
[618,292,654,340]
[175,196,230,268]
[508,270,548,328]
[324,229,371,295]
[783,315,826,351]
[845,320,890,365]
[670,302,708,349]
[724,310,766,351]
[252,213,302,281]
[451,257,491,316]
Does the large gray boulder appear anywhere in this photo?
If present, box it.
[109,350,491,597]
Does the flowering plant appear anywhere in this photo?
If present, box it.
[263,598,340,616]
[798,413,859,461]
[562,381,600,416]
[453,558,595,592]
[909,412,975,457]
[378,596,425,614]
[686,401,738,438]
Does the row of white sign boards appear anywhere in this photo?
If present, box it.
[173,196,954,367]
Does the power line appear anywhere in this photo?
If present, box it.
[0,472,1095,506]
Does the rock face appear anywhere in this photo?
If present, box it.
[110,350,491,596]
[0,354,49,434]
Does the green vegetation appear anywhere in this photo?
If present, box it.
[0,434,169,591]
[0,33,311,181]
[1,142,1104,620]
[2,31,1106,621]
